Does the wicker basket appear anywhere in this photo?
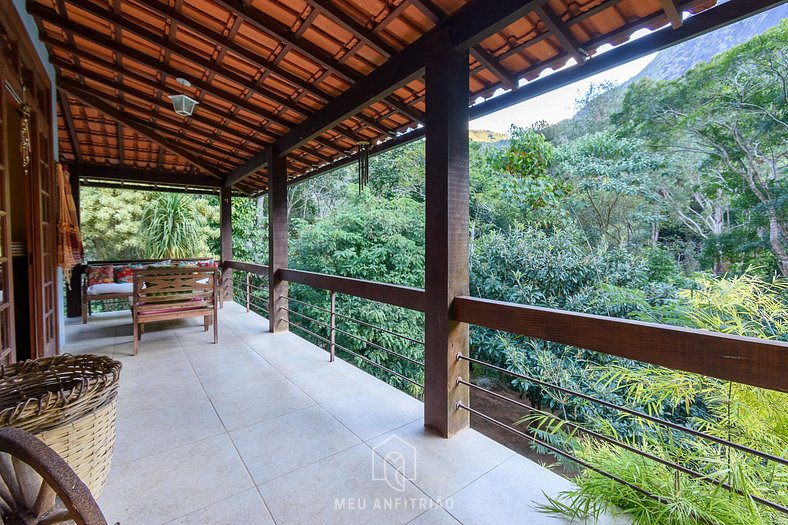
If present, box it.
[0,354,122,498]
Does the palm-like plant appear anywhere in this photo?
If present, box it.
[139,193,204,259]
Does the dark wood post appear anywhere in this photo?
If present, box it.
[219,186,233,301]
[66,168,82,318]
[267,148,289,332]
[424,29,470,438]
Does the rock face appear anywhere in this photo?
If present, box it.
[631,4,788,83]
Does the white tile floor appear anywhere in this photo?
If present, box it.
[64,302,627,525]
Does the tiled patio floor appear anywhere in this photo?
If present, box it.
[64,302,625,525]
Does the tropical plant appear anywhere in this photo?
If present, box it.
[535,273,788,525]
[139,193,211,259]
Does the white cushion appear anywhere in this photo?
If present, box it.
[87,283,133,295]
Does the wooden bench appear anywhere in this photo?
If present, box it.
[80,259,224,324]
[132,267,220,355]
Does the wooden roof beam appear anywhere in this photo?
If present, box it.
[70,164,223,188]
[58,90,82,163]
[471,0,786,119]
[535,5,588,65]
[36,1,306,130]
[43,46,280,143]
[59,81,242,167]
[37,1,376,151]
[117,123,124,165]
[56,73,259,154]
[412,0,519,92]
[660,0,684,29]
[132,1,420,130]
[59,83,222,177]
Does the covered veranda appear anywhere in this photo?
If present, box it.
[2,0,787,523]
[64,302,625,524]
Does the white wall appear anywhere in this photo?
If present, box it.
[10,1,66,349]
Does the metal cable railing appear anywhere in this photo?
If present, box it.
[459,354,787,466]
[277,291,424,388]
[456,353,788,514]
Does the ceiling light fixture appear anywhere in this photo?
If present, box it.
[169,78,198,117]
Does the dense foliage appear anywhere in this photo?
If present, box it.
[79,21,788,525]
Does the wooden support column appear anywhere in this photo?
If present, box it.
[424,30,470,438]
[219,186,233,300]
[267,148,289,332]
[66,168,82,318]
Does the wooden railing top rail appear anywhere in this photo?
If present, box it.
[224,260,425,311]
[223,260,269,275]
[279,268,425,312]
[453,296,788,393]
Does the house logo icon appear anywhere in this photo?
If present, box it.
[371,435,416,492]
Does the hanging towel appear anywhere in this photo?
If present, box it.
[57,163,83,285]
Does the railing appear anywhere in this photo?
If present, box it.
[222,260,788,517]
[451,297,788,516]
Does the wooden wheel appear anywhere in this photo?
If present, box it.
[0,427,108,525]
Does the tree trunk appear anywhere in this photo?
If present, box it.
[767,212,788,277]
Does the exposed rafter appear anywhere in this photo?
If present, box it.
[535,5,588,65]
[661,0,684,28]
[58,90,82,163]
[280,0,786,194]
[472,0,785,119]
[127,0,406,140]
[470,47,519,91]
[208,0,424,124]
[308,0,397,57]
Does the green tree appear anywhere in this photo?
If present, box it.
[79,188,153,260]
[557,131,665,245]
[615,21,788,275]
[488,125,567,225]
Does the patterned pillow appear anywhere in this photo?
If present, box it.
[196,259,218,268]
[176,260,198,268]
[148,260,172,268]
[87,265,114,286]
[114,265,134,283]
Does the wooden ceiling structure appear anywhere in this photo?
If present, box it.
[26,0,781,195]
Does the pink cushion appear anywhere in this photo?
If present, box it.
[139,305,207,316]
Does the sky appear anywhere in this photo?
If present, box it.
[469,29,658,134]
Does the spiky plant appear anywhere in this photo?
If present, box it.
[139,193,205,259]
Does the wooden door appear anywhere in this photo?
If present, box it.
[30,99,57,358]
[0,85,16,365]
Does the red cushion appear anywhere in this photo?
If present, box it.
[114,266,134,283]
[87,265,114,286]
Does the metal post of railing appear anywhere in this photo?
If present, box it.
[329,291,336,362]
[245,272,251,312]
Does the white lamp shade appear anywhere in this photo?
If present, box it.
[169,94,198,116]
